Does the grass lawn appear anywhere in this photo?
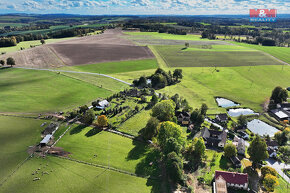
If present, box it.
[0,68,112,113]
[153,45,282,67]
[0,116,45,181]
[59,59,158,74]
[118,109,152,136]
[198,150,234,184]
[57,125,150,174]
[275,175,290,193]
[232,42,290,64]
[0,156,154,193]
[0,37,75,54]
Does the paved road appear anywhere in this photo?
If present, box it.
[266,158,290,183]
[15,67,132,85]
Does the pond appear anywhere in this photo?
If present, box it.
[227,108,258,117]
[215,97,240,108]
[247,119,279,137]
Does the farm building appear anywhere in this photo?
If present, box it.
[216,113,228,123]
[214,171,248,193]
[201,127,227,148]
[96,100,110,109]
[269,109,290,121]
[176,111,191,126]
[40,134,52,147]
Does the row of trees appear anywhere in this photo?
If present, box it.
[0,27,105,48]
[133,68,183,89]
[0,57,16,67]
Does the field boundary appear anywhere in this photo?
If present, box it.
[148,45,168,68]
[52,155,159,180]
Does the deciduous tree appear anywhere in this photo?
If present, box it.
[248,135,269,167]
[263,174,279,192]
[6,57,15,67]
[157,121,185,149]
[270,86,288,104]
[152,100,176,122]
[97,115,108,127]
[224,143,237,158]
[141,117,160,140]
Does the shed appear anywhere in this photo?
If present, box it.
[40,134,52,147]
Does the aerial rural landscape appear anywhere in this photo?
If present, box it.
[0,1,289,193]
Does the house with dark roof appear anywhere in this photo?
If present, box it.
[266,140,279,149]
[176,111,191,126]
[214,171,248,193]
[201,127,227,148]
[230,156,241,168]
[269,109,290,122]
[216,113,228,123]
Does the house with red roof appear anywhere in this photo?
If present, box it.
[214,171,248,193]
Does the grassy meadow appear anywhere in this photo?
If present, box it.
[124,31,206,41]
[0,68,112,113]
[153,45,282,67]
[60,72,130,93]
[0,116,45,181]
[59,59,158,74]
[118,109,152,136]
[0,156,154,193]
[57,125,151,174]
[232,42,290,64]
[114,65,290,113]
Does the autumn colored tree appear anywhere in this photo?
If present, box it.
[97,115,108,127]
[263,174,279,192]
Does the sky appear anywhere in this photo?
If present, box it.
[0,0,289,15]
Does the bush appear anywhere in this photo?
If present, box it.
[261,166,278,177]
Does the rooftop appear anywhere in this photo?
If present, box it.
[215,171,248,185]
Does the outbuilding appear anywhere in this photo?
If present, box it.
[40,134,52,147]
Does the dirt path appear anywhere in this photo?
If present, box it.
[263,52,290,66]
[14,67,132,85]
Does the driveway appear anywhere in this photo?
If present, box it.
[266,158,290,183]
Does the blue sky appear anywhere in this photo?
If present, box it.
[0,0,289,15]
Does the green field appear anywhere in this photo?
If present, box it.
[60,72,129,93]
[0,156,154,193]
[60,59,158,74]
[57,125,151,174]
[153,45,283,67]
[0,116,45,181]
[0,23,28,27]
[183,45,256,52]
[232,42,290,64]
[0,37,74,54]
[0,68,112,113]
[124,31,206,41]
[114,65,290,113]
[118,109,152,136]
